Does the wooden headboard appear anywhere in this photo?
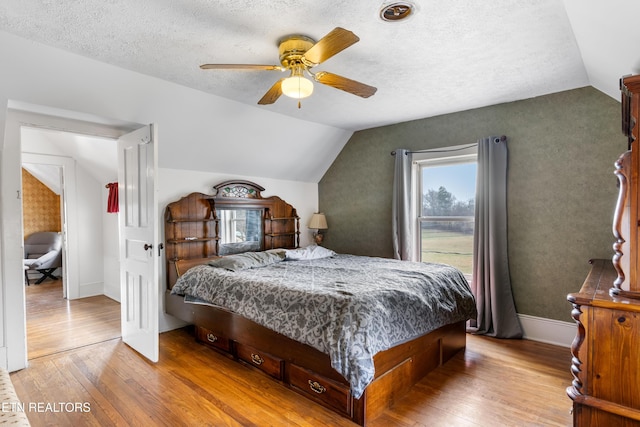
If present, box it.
[164,180,300,289]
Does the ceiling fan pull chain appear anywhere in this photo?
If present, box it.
[298,100,301,109]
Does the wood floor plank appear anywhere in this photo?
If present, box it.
[63,357,130,427]
[14,281,573,426]
[25,280,121,359]
[11,329,573,427]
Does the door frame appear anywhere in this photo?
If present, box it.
[1,108,140,371]
[21,153,75,298]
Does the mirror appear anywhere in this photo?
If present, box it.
[217,209,263,255]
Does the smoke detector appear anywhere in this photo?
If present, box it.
[379,2,415,22]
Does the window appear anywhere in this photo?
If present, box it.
[414,145,477,276]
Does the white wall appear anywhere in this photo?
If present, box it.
[75,163,106,296]
[0,30,342,370]
[102,189,120,301]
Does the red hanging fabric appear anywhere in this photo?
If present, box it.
[106,182,119,213]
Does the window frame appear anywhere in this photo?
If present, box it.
[412,144,478,274]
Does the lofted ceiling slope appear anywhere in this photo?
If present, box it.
[2,1,637,133]
[2,0,640,188]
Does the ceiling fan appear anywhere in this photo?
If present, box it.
[200,27,377,107]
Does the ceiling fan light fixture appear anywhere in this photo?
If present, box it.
[281,68,314,99]
[201,27,377,105]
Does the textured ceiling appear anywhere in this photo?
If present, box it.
[0,0,608,131]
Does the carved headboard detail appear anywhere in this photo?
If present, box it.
[164,180,300,288]
[213,180,264,199]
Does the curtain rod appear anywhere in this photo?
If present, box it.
[390,143,478,156]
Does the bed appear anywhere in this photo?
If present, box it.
[164,180,477,425]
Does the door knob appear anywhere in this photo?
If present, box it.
[144,243,153,251]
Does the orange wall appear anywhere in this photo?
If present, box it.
[22,168,61,239]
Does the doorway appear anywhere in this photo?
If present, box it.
[21,126,122,359]
[21,163,64,291]
[3,105,158,371]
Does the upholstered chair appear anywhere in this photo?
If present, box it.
[23,232,62,285]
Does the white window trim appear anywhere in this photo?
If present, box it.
[411,144,478,263]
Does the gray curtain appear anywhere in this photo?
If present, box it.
[468,136,523,338]
[392,149,413,260]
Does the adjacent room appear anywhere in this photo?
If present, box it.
[21,128,121,360]
[0,1,639,426]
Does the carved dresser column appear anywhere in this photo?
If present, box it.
[612,75,640,299]
[565,295,585,401]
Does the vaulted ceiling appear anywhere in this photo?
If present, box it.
[2,1,638,133]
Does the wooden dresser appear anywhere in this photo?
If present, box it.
[567,259,640,425]
[566,75,640,425]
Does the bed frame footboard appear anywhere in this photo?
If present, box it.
[166,291,466,425]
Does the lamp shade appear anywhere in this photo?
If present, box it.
[281,68,314,99]
[308,213,328,230]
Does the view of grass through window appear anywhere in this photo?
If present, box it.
[420,162,476,274]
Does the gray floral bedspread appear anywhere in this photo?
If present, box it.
[171,254,477,398]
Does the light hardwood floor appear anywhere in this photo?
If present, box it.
[11,306,574,427]
[25,279,121,359]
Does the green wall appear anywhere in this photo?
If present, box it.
[319,86,624,322]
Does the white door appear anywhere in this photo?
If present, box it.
[118,124,159,362]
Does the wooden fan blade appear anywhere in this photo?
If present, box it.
[314,72,377,98]
[258,79,284,105]
[302,27,359,66]
[200,64,282,71]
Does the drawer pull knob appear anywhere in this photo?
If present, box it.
[308,380,326,394]
[251,353,264,365]
[206,333,218,343]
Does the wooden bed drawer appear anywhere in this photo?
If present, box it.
[235,343,283,380]
[289,364,352,416]
[195,326,231,353]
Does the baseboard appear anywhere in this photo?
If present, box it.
[103,287,121,303]
[518,314,575,348]
[78,281,104,298]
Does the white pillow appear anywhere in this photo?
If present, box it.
[285,245,336,261]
